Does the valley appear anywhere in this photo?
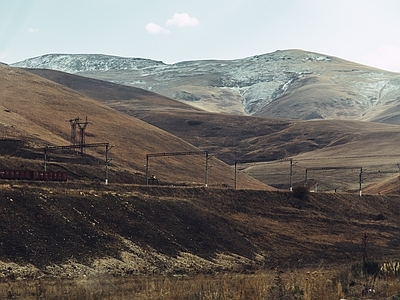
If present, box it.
[1,50,400,298]
[21,65,400,193]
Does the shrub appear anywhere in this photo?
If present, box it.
[374,213,385,221]
[292,186,310,200]
[363,260,380,276]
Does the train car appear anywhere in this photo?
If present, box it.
[0,170,67,182]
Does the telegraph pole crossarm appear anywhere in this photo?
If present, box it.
[233,157,294,191]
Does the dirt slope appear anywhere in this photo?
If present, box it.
[0,183,399,277]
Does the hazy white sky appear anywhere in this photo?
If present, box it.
[1,0,400,72]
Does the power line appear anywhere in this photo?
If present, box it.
[145,151,209,186]
[290,154,400,161]
[42,142,111,184]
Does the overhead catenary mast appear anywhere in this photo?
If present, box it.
[76,116,91,155]
[67,116,92,155]
[67,117,80,150]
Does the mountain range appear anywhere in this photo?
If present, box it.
[12,49,400,124]
[5,50,400,192]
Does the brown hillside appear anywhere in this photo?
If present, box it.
[255,74,365,120]
[21,67,400,193]
[0,65,267,189]
[0,183,399,277]
[363,175,400,195]
[113,110,400,193]
[24,68,202,113]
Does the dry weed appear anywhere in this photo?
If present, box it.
[1,266,400,299]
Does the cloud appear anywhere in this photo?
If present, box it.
[27,27,38,33]
[145,23,170,34]
[146,12,199,35]
[166,13,200,27]
[362,45,400,72]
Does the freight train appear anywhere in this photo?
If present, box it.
[0,170,67,181]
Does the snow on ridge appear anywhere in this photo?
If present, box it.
[10,50,399,117]
[12,54,166,74]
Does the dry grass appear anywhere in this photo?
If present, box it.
[0,64,267,189]
[2,183,400,283]
[2,265,400,300]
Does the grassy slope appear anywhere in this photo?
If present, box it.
[117,110,400,192]
[23,67,400,193]
[24,68,203,113]
[0,65,267,189]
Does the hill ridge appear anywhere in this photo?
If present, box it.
[0,63,267,188]
[20,66,400,193]
[12,49,400,123]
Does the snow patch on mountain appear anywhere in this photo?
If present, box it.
[12,50,400,119]
[13,54,167,74]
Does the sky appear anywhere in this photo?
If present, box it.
[1,0,400,72]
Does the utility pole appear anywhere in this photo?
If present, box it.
[105,144,113,185]
[304,167,308,186]
[305,166,363,196]
[359,167,363,197]
[76,116,91,155]
[68,117,80,151]
[234,160,237,190]
[42,143,110,180]
[205,152,211,187]
[145,155,149,185]
[289,158,293,191]
[44,147,47,171]
[145,151,207,186]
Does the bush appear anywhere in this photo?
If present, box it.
[374,213,385,221]
[392,292,400,300]
[292,186,310,200]
[363,260,380,276]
